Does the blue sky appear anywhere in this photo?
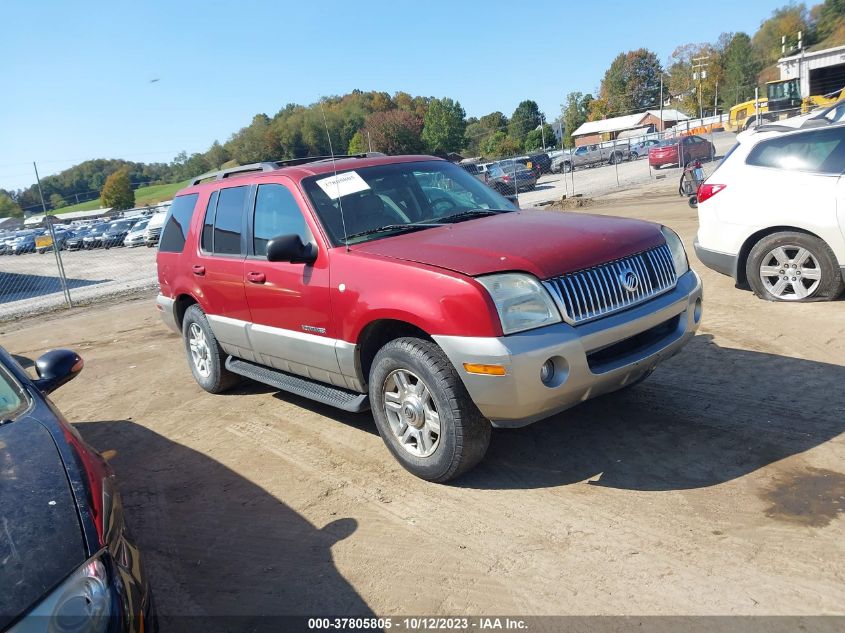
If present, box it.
[1,0,781,191]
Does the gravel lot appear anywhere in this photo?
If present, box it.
[2,181,843,627]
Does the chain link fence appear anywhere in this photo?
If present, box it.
[0,209,167,322]
[459,117,733,208]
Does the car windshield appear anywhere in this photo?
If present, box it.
[302,160,516,245]
[107,221,132,232]
[0,364,26,420]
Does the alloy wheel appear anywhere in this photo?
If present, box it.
[759,245,822,300]
[188,322,211,377]
[382,369,441,458]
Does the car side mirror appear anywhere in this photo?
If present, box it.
[266,234,318,264]
[34,349,84,394]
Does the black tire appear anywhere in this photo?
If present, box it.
[562,161,572,173]
[688,195,698,208]
[746,231,844,302]
[369,337,491,482]
[181,304,240,393]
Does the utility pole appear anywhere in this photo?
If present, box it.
[692,57,709,120]
[659,74,664,133]
[539,114,546,150]
[34,162,72,308]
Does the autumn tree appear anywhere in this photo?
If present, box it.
[422,97,466,153]
[100,169,135,210]
[752,5,811,67]
[814,0,845,45]
[363,110,425,155]
[347,130,367,154]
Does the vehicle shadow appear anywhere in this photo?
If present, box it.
[75,420,376,628]
[456,333,845,491]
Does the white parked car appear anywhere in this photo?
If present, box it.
[695,123,845,302]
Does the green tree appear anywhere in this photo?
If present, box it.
[206,141,230,169]
[49,193,66,209]
[508,100,542,144]
[0,192,22,218]
[347,130,367,154]
[100,169,135,210]
[422,97,466,153]
[562,92,593,146]
[722,33,760,106]
[523,123,556,151]
[482,131,521,158]
[599,49,663,115]
[463,111,508,155]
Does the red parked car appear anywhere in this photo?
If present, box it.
[649,135,715,168]
[156,154,702,482]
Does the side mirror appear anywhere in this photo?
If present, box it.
[34,349,84,394]
[266,234,317,264]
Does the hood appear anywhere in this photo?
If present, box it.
[352,209,664,278]
[0,418,87,628]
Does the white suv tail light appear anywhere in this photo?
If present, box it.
[697,183,726,204]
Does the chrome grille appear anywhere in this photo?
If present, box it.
[543,244,677,325]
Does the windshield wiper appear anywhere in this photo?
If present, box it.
[344,222,445,242]
[436,209,508,223]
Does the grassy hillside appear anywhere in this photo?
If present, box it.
[48,180,189,215]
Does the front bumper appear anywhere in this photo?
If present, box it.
[433,270,703,427]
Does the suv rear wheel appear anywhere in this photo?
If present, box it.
[182,304,240,393]
[746,232,844,301]
[369,338,491,482]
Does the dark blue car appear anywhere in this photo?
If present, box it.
[0,347,156,632]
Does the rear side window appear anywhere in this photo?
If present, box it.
[214,186,247,255]
[746,127,845,174]
[253,184,310,256]
[159,194,199,253]
[200,190,218,252]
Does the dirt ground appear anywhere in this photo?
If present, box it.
[2,186,844,623]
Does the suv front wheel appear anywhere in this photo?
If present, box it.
[369,338,491,482]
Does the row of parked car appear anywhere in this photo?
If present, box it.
[0,213,166,256]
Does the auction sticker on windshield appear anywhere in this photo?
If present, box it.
[315,171,371,199]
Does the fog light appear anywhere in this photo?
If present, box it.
[694,297,702,323]
[540,359,555,385]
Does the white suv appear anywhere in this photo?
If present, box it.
[694,123,845,301]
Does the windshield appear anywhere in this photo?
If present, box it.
[767,79,800,101]
[301,160,516,245]
[0,364,26,420]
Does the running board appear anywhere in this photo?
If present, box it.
[225,357,370,413]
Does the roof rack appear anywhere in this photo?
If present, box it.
[190,152,386,186]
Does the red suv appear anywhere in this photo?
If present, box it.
[156,154,702,481]
[649,135,715,168]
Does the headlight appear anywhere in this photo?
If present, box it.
[477,273,561,335]
[11,554,113,633]
[661,226,689,276]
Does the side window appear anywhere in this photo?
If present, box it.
[253,184,311,256]
[200,190,218,252]
[214,186,247,256]
[159,194,199,253]
[746,127,845,174]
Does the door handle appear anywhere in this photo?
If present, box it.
[192,265,206,276]
[246,271,266,284]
